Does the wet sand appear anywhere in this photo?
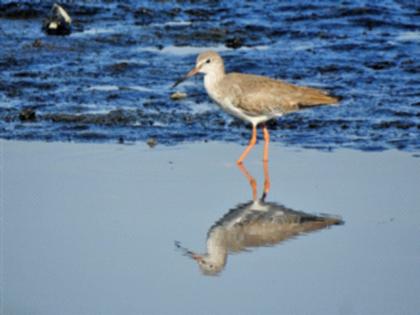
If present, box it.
[2,140,420,315]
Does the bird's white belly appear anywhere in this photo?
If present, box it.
[215,96,249,120]
[204,75,277,125]
[207,90,271,125]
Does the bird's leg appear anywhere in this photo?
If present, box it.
[237,125,257,164]
[237,162,258,201]
[262,125,270,162]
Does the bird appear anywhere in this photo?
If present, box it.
[173,51,340,164]
[176,199,343,276]
[175,162,343,276]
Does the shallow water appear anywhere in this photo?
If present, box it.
[0,0,419,151]
[3,140,420,314]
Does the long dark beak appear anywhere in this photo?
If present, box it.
[174,241,202,261]
[172,67,200,88]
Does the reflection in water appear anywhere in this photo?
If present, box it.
[176,161,343,276]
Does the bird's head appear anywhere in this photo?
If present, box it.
[172,51,224,88]
[192,253,224,276]
[175,241,224,276]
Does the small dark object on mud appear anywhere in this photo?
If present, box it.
[147,138,157,148]
[45,109,134,126]
[318,65,340,74]
[225,37,244,49]
[19,108,36,122]
[374,121,415,130]
[365,61,396,71]
[170,91,187,101]
[133,7,154,25]
[108,62,129,74]
[32,39,43,48]
[43,4,72,36]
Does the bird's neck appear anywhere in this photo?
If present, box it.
[204,66,225,92]
[205,227,228,266]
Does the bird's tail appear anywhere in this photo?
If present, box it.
[300,213,343,225]
[297,86,342,108]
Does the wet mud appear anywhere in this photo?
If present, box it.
[0,0,419,151]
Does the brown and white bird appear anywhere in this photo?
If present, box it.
[176,200,343,276]
[173,51,340,163]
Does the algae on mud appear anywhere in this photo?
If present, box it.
[0,0,419,151]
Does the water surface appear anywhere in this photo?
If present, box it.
[3,140,420,314]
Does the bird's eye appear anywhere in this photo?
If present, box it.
[206,59,211,64]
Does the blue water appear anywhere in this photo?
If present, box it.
[0,0,419,151]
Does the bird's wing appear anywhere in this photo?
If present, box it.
[225,73,338,117]
[230,207,343,250]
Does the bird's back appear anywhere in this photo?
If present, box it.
[210,201,343,252]
[220,72,339,117]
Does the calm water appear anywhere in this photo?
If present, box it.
[0,0,419,151]
[3,141,420,314]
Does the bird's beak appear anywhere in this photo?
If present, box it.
[175,241,202,261]
[190,253,203,261]
[184,249,203,262]
[172,67,200,88]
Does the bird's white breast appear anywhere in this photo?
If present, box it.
[204,73,272,126]
[204,74,261,124]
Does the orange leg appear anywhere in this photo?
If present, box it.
[237,125,257,164]
[262,160,271,200]
[237,163,258,201]
[262,126,270,162]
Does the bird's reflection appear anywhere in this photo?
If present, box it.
[176,161,343,276]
